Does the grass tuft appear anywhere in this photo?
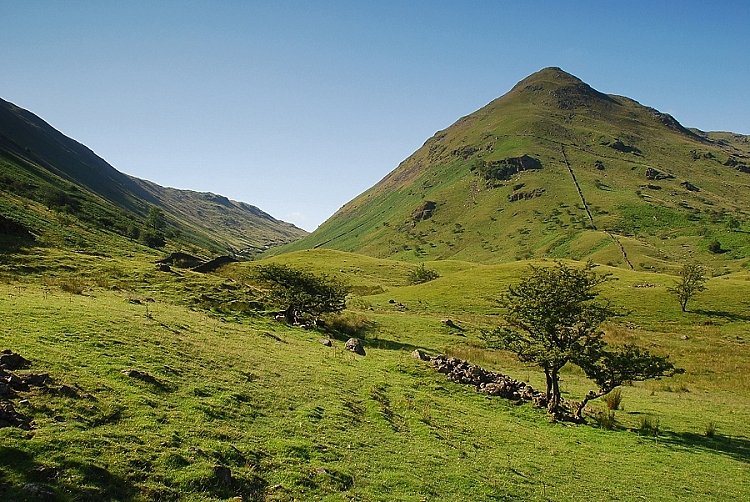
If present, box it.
[638,415,661,436]
[604,389,623,410]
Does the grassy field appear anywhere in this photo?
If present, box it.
[1,247,748,500]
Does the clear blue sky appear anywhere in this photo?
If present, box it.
[2,1,748,230]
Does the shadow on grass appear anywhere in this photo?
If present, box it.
[693,309,750,322]
[321,325,433,354]
[650,431,750,464]
[364,337,432,353]
[0,446,138,500]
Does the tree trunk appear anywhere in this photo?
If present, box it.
[574,392,596,420]
[284,306,297,324]
[544,367,553,401]
[547,369,561,415]
[574,388,612,420]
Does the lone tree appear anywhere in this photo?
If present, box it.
[256,264,348,324]
[668,263,707,312]
[146,206,167,232]
[484,261,680,420]
[408,263,440,284]
[141,206,167,248]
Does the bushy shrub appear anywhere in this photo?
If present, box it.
[408,263,440,284]
[141,230,166,248]
[708,240,724,254]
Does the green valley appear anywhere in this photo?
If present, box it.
[1,68,748,501]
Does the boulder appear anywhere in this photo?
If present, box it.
[441,319,461,330]
[19,373,49,387]
[0,350,31,370]
[680,181,700,192]
[0,401,32,429]
[645,167,674,180]
[607,139,641,155]
[156,252,205,268]
[411,349,430,361]
[319,338,333,347]
[192,255,238,273]
[345,338,366,356]
[0,382,14,398]
[213,464,233,487]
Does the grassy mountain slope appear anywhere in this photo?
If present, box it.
[277,68,750,272]
[1,248,748,500]
[0,97,305,255]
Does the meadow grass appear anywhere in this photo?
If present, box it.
[0,248,748,500]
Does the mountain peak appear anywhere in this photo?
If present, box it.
[511,67,583,88]
[508,66,616,110]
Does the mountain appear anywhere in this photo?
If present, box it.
[0,97,306,255]
[277,67,750,271]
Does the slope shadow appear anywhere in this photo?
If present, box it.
[693,309,750,323]
[655,431,750,464]
[0,446,138,500]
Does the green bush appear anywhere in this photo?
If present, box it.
[708,240,724,254]
[408,263,440,284]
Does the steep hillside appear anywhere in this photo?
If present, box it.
[0,97,305,255]
[279,68,750,272]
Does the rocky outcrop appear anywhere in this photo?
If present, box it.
[121,369,162,386]
[680,181,700,192]
[725,157,750,174]
[0,350,30,371]
[508,188,545,202]
[645,167,674,181]
[605,139,641,155]
[452,145,479,159]
[412,201,437,222]
[475,155,542,182]
[441,319,462,330]
[0,350,72,430]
